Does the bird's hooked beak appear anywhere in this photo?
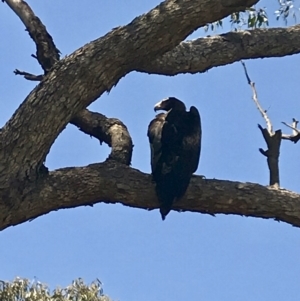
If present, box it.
[154,98,168,112]
[154,103,161,112]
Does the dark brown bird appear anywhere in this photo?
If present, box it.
[147,97,201,220]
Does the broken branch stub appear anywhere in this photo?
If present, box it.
[258,125,281,187]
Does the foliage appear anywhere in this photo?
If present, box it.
[275,0,299,24]
[231,7,269,29]
[205,7,269,32]
[205,1,299,32]
[0,278,111,301]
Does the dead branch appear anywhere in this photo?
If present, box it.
[14,69,43,81]
[241,61,272,133]
[242,61,281,188]
[258,125,282,188]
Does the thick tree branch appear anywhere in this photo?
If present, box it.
[0,0,258,183]
[71,109,133,165]
[137,25,300,75]
[1,162,300,230]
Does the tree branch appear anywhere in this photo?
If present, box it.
[71,109,133,165]
[1,162,300,230]
[3,0,60,72]
[258,125,282,188]
[14,69,44,81]
[241,61,273,133]
[137,25,300,75]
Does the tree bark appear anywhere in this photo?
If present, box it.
[138,25,300,75]
[1,161,300,230]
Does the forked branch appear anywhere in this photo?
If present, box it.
[5,0,133,166]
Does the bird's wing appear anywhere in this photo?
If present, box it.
[186,106,201,174]
[147,113,165,175]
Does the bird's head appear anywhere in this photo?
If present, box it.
[154,97,186,112]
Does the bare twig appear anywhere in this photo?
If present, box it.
[241,61,273,134]
[282,121,299,132]
[292,118,299,135]
[14,69,43,81]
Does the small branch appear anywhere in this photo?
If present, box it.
[282,119,300,143]
[14,69,43,81]
[71,109,133,165]
[282,121,297,132]
[292,118,299,136]
[3,0,60,73]
[241,61,272,133]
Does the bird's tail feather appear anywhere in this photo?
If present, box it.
[156,185,176,220]
[159,206,171,220]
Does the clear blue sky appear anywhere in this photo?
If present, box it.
[1,1,300,301]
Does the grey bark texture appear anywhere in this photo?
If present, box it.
[1,0,300,230]
[2,161,300,230]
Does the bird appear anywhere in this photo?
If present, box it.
[147,97,201,220]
